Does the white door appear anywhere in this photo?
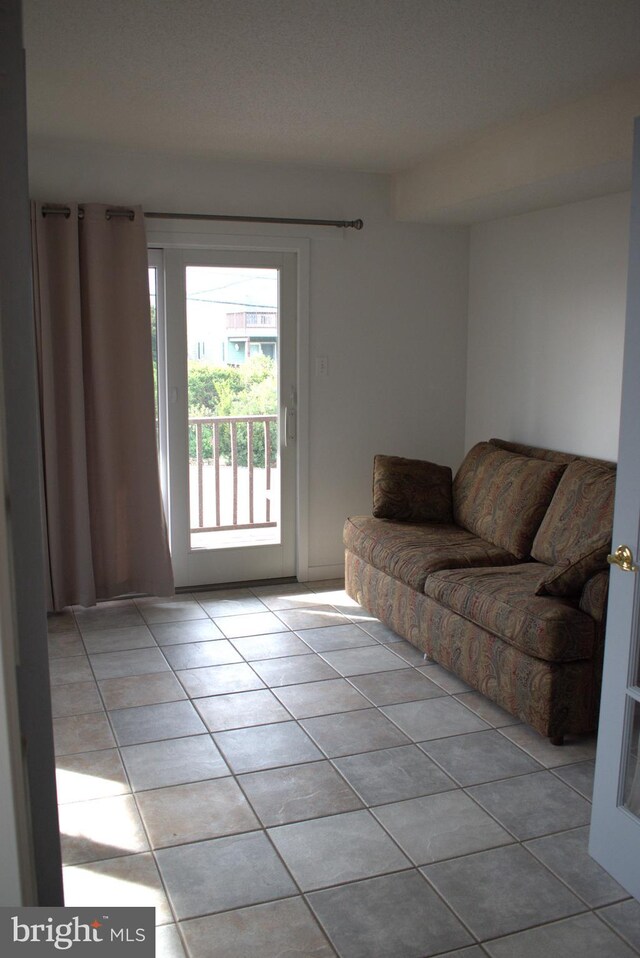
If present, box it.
[154,247,297,588]
[590,117,640,898]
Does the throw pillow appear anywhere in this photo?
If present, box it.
[372,454,453,523]
[453,442,566,560]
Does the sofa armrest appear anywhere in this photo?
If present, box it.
[579,570,610,624]
[372,454,453,523]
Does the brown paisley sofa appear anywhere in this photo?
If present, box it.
[344,439,616,744]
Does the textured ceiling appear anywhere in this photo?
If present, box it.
[22,0,640,173]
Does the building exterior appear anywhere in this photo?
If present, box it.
[225,310,277,365]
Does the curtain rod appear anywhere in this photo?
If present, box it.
[40,205,364,230]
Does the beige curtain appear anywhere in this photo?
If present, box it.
[31,202,174,610]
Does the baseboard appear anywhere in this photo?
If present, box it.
[303,563,345,583]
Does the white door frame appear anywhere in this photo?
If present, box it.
[147,224,311,584]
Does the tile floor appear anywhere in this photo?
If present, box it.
[48,581,640,958]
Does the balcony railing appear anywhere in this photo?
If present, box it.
[189,415,278,534]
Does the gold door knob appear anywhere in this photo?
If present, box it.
[607,545,639,573]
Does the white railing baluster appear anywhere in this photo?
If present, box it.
[265,419,272,523]
[196,421,204,529]
[248,419,254,525]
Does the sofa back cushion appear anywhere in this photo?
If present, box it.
[453,442,566,560]
[372,455,453,523]
[532,459,616,596]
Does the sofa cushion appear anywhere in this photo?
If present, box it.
[453,443,566,560]
[372,455,453,523]
[531,460,616,597]
[344,515,519,592]
[424,564,596,662]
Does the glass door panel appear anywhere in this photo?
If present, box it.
[185,266,280,552]
[623,698,640,816]
[159,247,297,588]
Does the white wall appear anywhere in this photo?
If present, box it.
[28,142,470,577]
[466,192,630,461]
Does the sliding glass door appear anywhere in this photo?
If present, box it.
[151,247,297,587]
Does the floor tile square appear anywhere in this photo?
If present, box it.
[181,896,335,958]
[230,631,312,659]
[454,691,521,727]
[419,663,473,692]
[349,669,444,706]
[308,581,346,593]
[499,724,597,767]
[250,653,339,687]
[553,760,596,800]
[420,729,542,785]
[49,654,94,686]
[161,639,242,670]
[135,595,208,624]
[135,776,259,847]
[275,606,350,632]
[50,680,103,718]
[525,826,628,907]
[150,618,224,645]
[89,647,170,680]
[213,610,284,638]
[56,748,130,803]
[382,697,490,741]
[53,712,116,755]
[253,586,320,611]
[357,620,403,644]
[388,641,431,666]
[59,794,149,864]
[213,720,323,772]
[155,924,187,957]
[238,761,363,826]
[308,869,473,958]
[120,735,229,791]
[268,809,410,891]
[176,662,265,697]
[320,645,411,676]
[81,625,157,654]
[75,604,145,633]
[373,790,513,864]
[273,678,370,718]
[597,900,640,951]
[194,689,291,731]
[156,831,297,919]
[48,632,85,658]
[63,853,173,925]
[99,672,187,710]
[300,708,410,757]
[197,593,268,617]
[109,700,206,746]
[333,744,455,805]
[484,912,638,958]
[48,611,78,634]
[468,770,592,839]
[297,623,377,652]
[306,587,353,608]
[422,844,584,940]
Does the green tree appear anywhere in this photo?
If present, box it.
[188,355,277,467]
